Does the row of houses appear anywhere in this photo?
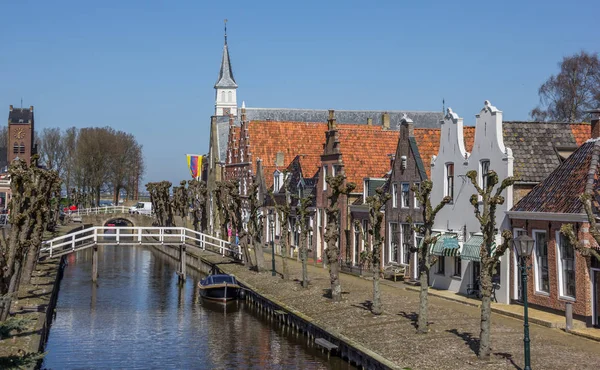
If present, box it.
[201,30,600,329]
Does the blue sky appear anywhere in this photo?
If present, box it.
[1,0,599,185]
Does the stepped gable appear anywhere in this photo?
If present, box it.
[512,138,600,214]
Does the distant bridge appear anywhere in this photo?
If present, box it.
[41,226,238,282]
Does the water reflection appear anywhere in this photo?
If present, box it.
[43,246,355,370]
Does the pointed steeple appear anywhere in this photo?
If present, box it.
[215,19,237,89]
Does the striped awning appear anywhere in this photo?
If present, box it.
[431,234,459,257]
[461,235,496,261]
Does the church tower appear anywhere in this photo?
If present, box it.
[215,20,238,116]
[7,105,35,164]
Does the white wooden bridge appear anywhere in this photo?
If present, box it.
[41,226,239,282]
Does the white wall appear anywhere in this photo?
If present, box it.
[430,101,514,304]
[215,88,238,116]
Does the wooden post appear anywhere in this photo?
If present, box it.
[179,244,186,283]
[92,245,99,282]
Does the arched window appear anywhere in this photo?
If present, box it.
[228,91,233,102]
[19,142,25,154]
[13,143,18,154]
[221,91,226,102]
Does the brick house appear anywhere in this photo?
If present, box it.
[507,111,600,327]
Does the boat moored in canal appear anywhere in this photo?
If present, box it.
[198,274,241,302]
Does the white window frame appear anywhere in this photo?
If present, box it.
[512,228,527,300]
[392,183,398,208]
[389,222,399,263]
[274,170,281,193]
[445,163,454,202]
[323,165,328,191]
[532,229,550,295]
[401,182,410,208]
[401,223,411,265]
[555,230,576,300]
[413,182,420,209]
[480,160,490,189]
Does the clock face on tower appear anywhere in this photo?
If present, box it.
[13,128,25,140]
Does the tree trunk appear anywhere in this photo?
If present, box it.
[300,231,308,288]
[280,229,289,280]
[372,265,382,315]
[253,236,265,271]
[329,256,341,301]
[417,269,429,333]
[478,266,493,359]
[21,245,39,285]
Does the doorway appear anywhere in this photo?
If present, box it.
[593,269,600,327]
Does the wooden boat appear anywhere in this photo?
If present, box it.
[198,274,241,302]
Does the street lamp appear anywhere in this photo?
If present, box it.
[513,234,535,370]
[268,209,276,276]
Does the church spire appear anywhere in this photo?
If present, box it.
[214,19,237,89]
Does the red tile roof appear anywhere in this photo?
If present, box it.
[570,122,591,146]
[337,125,399,192]
[247,121,327,188]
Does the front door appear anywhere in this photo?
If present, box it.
[472,261,481,286]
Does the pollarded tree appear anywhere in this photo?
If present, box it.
[366,187,391,315]
[270,175,292,280]
[560,194,600,262]
[324,174,356,302]
[466,169,516,360]
[173,180,189,226]
[409,180,451,334]
[247,180,265,271]
[213,181,231,239]
[296,193,313,288]
[146,181,173,227]
[187,179,207,233]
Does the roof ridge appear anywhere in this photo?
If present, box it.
[584,140,600,198]
[244,107,443,114]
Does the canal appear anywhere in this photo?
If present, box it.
[42,245,354,369]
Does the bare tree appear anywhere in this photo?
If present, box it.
[409,180,451,334]
[172,180,189,226]
[366,187,390,315]
[39,128,66,175]
[324,174,356,302]
[62,127,78,199]
[146,181,173,227]
[107,131,139,205]
[560,194,600,262]
[188,179,207,233]
[531,51,600,122]
[296,193,313,288]
[270,176,292,279]
[466,170,516,359]
[247,181,265,271]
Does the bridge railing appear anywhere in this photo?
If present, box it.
[40,226,241,259]
[70,206,130,216]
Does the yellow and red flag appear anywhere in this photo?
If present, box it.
[186,154,203,179]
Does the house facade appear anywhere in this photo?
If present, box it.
[507,111,600,328]
[430,102,514,304]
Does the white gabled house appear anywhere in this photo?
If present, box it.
[429,101,514,304]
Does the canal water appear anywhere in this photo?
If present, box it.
[42,245,354,370]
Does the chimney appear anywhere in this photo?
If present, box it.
[589,109,600,138]
[9,105,13,111]
[382,112,390,130]
[367,118,373,126]
[275,152,284,167]
[328,109,336,130]
[401,114,414,138]
[29,106,33,112]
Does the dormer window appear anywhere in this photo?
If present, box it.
[273,170,283,192]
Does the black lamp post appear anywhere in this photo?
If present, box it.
[268,210,276,276]
[513,234,535,370]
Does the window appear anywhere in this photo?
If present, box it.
[480,160,490,189]
[228,91,232,102]
[437,256,445,274]
[534,231,549,293]
[19,143,25,154]
[221,91,226,102]
[401,224,411,264]
[454,257,461,277]
[446,163,454,201]
[354,223,361,265]
[273,171,281,192]
[401,182,410,208]
[362,219,368,248]
[13,143,18,154]
[389,223,399,262]
[558,233,576,298]
[332,165,336,177]
[413,182,420,209]
[392,183,398,208]
[323,165,328,190]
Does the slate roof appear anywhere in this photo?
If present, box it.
[215,119,230,163]
[8,108,33,124]
[512,138,600,214]
[214,42,237,88]
[243,108,442,129]
[503,122,589,183]
[337,125,399,192]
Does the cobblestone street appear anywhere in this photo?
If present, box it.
[213,252,600,370]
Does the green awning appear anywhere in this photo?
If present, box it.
[461,235,496,261]
[431,234,458,256]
